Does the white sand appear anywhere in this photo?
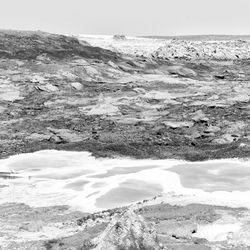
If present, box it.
[194,223,241,241]
[0,150,250,213]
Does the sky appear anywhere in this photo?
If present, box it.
[0,0,250,36]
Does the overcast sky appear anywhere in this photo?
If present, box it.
[1,0,250,36]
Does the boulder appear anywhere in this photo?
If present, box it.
[84,65,99,76]
[213,134,237,144]
[192,110,209,122]
[162,121,194,129]
[204,125,221,133]
[167,66,197,77]
[190,131,202,139]
[71,82,83,90]
[36,83,59,92]
[27,133,51,142]
[47,128,84,143]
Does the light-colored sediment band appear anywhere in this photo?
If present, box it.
[0,150,250,212]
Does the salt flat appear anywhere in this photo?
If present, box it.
[1,150,250,212]
[1,150,250,248]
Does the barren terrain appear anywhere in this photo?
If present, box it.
[1,30,250,249]
[1,31,250,161]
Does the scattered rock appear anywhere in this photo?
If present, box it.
[1,30,250,164]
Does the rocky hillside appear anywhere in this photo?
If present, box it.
[1,30,250,161]
[0,30,119,61]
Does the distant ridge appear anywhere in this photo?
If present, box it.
[142,35,250,41]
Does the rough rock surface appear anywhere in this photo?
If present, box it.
[92,210,161,250]
[79,34,250,60]
[1,31,250,160]
[154,39,250,61]
[1,201,250,250]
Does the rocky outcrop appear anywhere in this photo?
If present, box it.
[92,210,161,250]
[154,39,250,61]
[1,202,250,249]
